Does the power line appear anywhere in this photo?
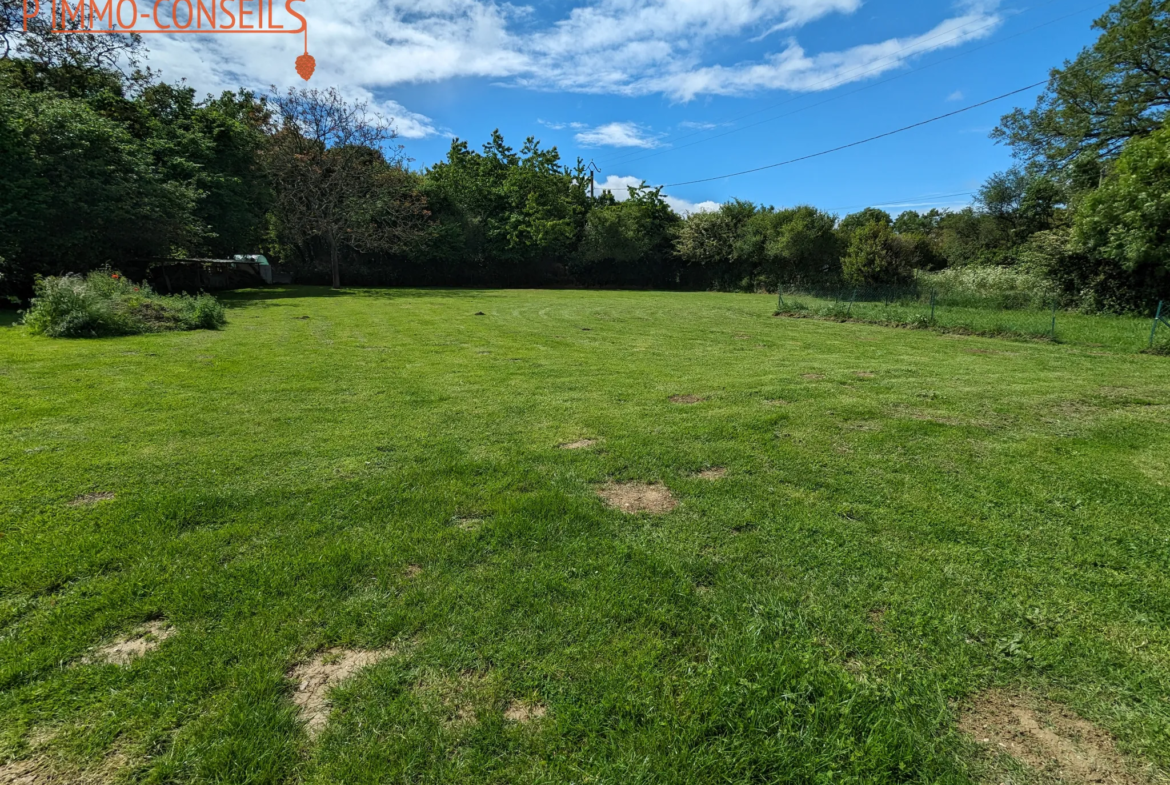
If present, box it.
[823,191,977,213]
[601,0,1106,171]
[660,82,1047,188]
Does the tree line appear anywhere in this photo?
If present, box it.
[2,0,1168,313]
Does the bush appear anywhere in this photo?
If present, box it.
[918,265,1056,310]
[21,270,227,337]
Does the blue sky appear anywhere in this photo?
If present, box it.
[147,0,1105,216]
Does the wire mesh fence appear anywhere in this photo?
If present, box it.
[774,283,1169,355]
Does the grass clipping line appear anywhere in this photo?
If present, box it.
[959,691,1156,784]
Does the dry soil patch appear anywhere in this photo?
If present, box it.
[0,751,130,784]
[559,439,598,450]
[404,565,423,579]
[69,493,114,507]
[959,691,1152,784]
[670,395,706,404]
[289,649,396,737]
[87,621,173,667]
[597,483,678,514]
[695,468,727,480]
[504,700,548,724]
[802,374,825,380]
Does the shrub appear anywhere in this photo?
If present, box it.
[918,265,1057,310]
[21,270,227,337]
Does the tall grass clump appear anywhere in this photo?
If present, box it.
[21,270,226,337]
[919,266,1057,310]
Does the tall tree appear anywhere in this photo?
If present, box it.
[265,87,427,288]
[993,0,1170,168]
[1073,121,1170,303]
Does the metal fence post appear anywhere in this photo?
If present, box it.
[1151,301,1166,348]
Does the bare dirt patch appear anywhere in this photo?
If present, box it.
[504,700,548,724]
[802,374,825,380]
[289,648,396,737]
[87,621,173,667]
[597,483,678,515]
[404,565,423,579]
[559,439,598,450]
[69,493,115,507]
[670,395,706,404]
[695,468,727,480]
[453,516,484,531]
[959,691,1153,784]
[867,608,887,630]
[0,750,131,784]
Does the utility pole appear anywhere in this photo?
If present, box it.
[587,160,601,201]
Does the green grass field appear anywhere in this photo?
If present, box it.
[2,287,1169,784]
[778,292,1162,353]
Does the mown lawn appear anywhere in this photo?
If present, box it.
[1,287,1169,784]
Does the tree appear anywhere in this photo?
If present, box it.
[265,87,427,288]
[993,0,1170,168]
[572,184,681,286]
[0,80,199,299]
[838,208,893,246]
[1,0,146,78]
[674,200,757,291]
[841,222,914,286]
[1073,121,1170,306]
[423,132,586,284]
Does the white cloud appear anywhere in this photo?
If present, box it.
[382,100,441,138]
[646,8,1003,100]
[137,0,1003,137]
[576,123,663,148]
[679,121,720,130]
[947,90,965,101]
[594,175,719,216]
[538,119,588,130]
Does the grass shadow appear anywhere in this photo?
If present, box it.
[220,285,500,310]
[0,311,21,328]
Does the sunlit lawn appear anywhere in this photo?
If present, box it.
[2,287,1169,784]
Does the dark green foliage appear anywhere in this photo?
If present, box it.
[0,59,272,301]
[421,131,587,285]
[21,271,226,337]
[842,222,915,285]
[570,184,681,287]
[993,0,1170,167]
[0,70,199,298]
[1074,122,1170,306]
[674,201,840,291]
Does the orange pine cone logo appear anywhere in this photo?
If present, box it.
[296,53,316,81]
